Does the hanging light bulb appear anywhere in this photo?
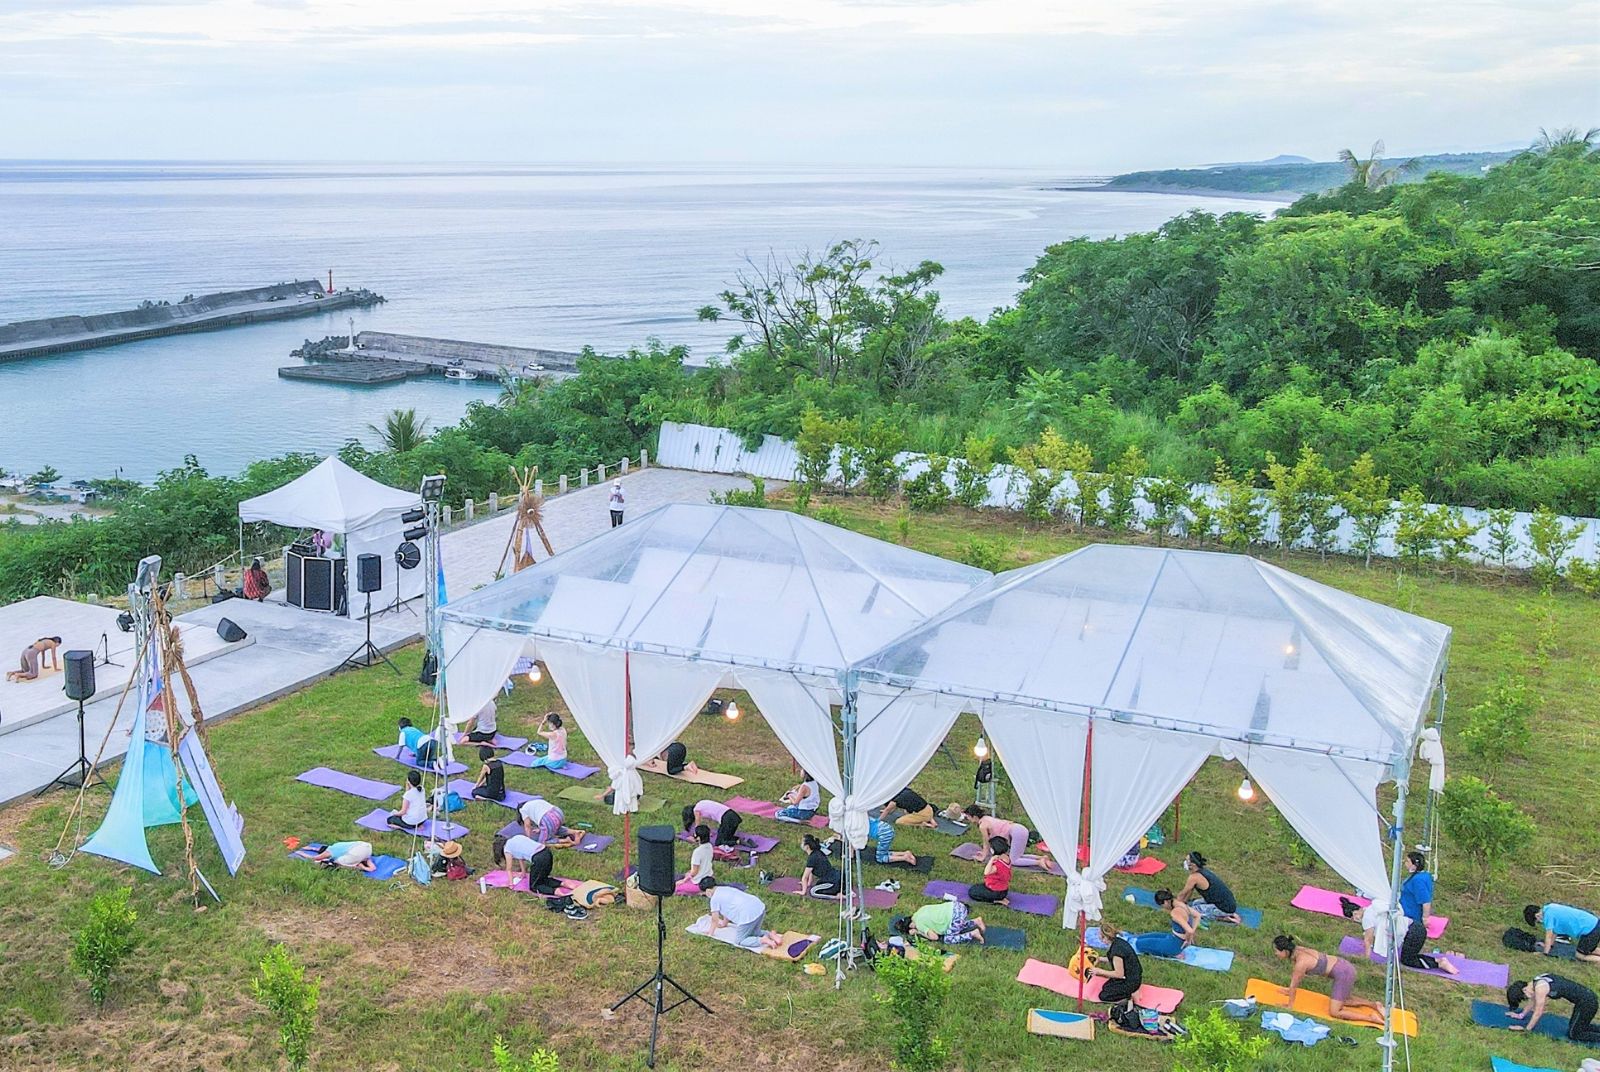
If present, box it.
[974,736,989,760]
[1237,777,1255,803]
[724,701,740,722]
[526,662,543,685]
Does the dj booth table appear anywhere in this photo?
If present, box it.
[284,547,347,614]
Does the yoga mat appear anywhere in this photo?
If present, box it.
[553,785,666,812]
[1085,926,1235,973]
[1472,999,1600,1047]
[1338,936,1509,988]
[685,915,766,953]
[372,745,468,776]
[1015,958,1183,1012]
[868,854,935,873]
[500,753,600,779]
[353,808,469,841]
[984,925,1027,951]
[949,841,1064,876]
[725,795,829,828]
[1115,857,1168,876]
[1491,1058,1562,1072]
[1245,978,1416,1036]
[933,816,970,837]
[492,819,610,853]
[1291,885,1449,938]
[447,780,540,811]
[923,879,1059,918]
[288,844,407,881]
[1119,887,1263,929]
[677,830,781,855]
[767,876,899,908]
[453,733,528,750]
[478,870,584,897]
[639,757,744,788]
[295,767,401,801]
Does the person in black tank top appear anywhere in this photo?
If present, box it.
[471,746,506,802]
[1092,923,1143,1004]
[1180,851,1243,924]
[1508,974,1600,1041]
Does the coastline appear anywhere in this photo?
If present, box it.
[1056,182,1300,205]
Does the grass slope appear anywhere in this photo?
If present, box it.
[0,495,1596,1071]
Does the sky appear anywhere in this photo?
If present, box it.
[0,0,1594,170]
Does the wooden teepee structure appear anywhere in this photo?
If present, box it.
[497,465,554,577]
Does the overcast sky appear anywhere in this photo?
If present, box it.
[1,0,1594,169]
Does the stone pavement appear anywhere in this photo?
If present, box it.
[0,467,757,805]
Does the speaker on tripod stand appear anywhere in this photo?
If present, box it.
[340,553,398,674]
[37,650,105,796]
[611,825,711,1067]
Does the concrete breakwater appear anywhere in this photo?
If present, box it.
[0,280,384,362]
[282,331,585,384]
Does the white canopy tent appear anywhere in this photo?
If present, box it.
[237,456,425,617]
[849,543,1450,1060]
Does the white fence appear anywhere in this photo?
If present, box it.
[656,421,1600,569]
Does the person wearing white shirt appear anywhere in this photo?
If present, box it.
[386,770,429,829]
[777,772,821,821]
[700,877,781,948]
[462,699,499,744]
[683,824,715,888]
[494,833,557,894]
[608,480,625,527]
[519,797,578,848]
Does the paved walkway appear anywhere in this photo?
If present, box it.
[0,467,756,805]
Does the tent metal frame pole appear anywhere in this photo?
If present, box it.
[838,670,858,990]
[1418,664,1449,856]
[1381,777,1409,1070]
[1074,720,1093,1013]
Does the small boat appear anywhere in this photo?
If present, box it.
[444,367,479,381]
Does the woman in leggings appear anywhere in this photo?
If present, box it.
[683,799,742,848]
[1273,935,1385,1025]
[1397,851,1458,974]
[1508,974,1600,1042]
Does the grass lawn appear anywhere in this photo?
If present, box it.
[1,493,1597,1071]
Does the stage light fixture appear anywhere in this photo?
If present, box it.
[402,508,426,524]
[419,474,447,502]
[404,525,428,542]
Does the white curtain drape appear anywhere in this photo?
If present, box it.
[842,683,968,849]
[740,668,844,808]
[441,622,528,728]
[536,639,636,814]
[626,653,728,775]
[1243,743,1391,898]
[1087,722,1210,879]
[981,701,1089,925]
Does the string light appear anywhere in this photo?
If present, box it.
[1237,777,1255,803]
[974,736,989,760]
[526,663,543,685]
[724,702,740,722]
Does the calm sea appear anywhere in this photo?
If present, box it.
[0,163,1279,481]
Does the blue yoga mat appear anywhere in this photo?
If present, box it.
[1120,887,1263,929]
[1086,926,1235,972]
[984,926,1027,951]
[1491,1057,1561,1072]
[289,844,407,881]
[1472,999,1600,1047]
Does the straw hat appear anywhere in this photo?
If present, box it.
[439,840,463,859]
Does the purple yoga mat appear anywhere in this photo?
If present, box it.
[1337,935,1509,987]
[500,752,601,779]
[447,779,539,811]
[767,876,900,908]
[922,879,1060,917]
[372,745,468,776]
[296,767,401,801]
[948,841,1065,876]
[354,807,469,841]
[492,819,612,853]
[453,733,529,750]
[677,830,781,855]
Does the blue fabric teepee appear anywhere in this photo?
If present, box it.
[80,695,162,874]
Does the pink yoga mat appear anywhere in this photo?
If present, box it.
[1116,857,1168,876]
[353,808,469,841]
[948,841,1065,876]
[447,780,539,811]
[726,796,829,828]
[1291,885,1449,938]
[1337,935,1508,987]
[478,870,582,896]
[766,876,900,908]
[1016,958,1184,1012]
[923,879,1060,918]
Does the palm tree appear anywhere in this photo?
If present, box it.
[368,408,430,453]
[1533,126,1599,154]
[1337,140,1417,191]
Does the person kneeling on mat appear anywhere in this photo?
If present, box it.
[1272,935,1385,1026]
[397,717,444,772]
[472,746,506,802]
[658,740,697,777]
[1508,974,1600,1042]
[800,833,844,901]
[700,877,783,949]
[777,772,821,822]
[386,769,429,829]
[869,811,919,868]
[885,787,936,827]
[1091,923,1144,1003]
[520,798,578,848]
[460,698,500,744]
[493,833,560,895]
[682,824,715,888]
[967,836,1011,906]
[894,900,986,945]
[313,840,376,872]
[683,799,742,848]
[1524,902,1600,963]
[1396,851,1458,974]
[963,806,1050,870]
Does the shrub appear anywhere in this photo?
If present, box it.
[874,951,951,1071]
[1483,507,1520,575]
[1212,461,1263,551]
[1528,505,1581,584]
[1440,775,1536,898]
[1144,476,1191,545]
[957,537,1008,573]
[1459,673,1535,764]
[904,456,951,512]
[1067,442,1107,530]
[1436,507,1482,578]
[253,944,319,1072]
[794,404,837,493]
[1341,453,1392,567]
[71,887,139,1011]
[1008,428,1074,523]
[952,434,996,510]
[1104,445,1147,532]
[492,1036,560,1072]
[1393,486,1443,570]
[811,504,846,527]
[711,476,766,509]
[1173,1006,1270,1072]
[858,417,907,502]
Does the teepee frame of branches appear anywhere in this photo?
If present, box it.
[497,465,554,577]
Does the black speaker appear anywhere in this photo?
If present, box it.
[63,650,96,702]
[217,618,247,643]
[637,825,677,897]
[356,553,382,594]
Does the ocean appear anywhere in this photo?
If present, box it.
[0,163,1281,481]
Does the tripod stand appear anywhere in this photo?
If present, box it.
[610,895,711,1067]
[342,592,398,673]
[36,698,105,796]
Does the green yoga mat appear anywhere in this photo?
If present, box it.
[556,786,666,812]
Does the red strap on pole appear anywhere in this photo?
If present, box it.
[623,651,633,880]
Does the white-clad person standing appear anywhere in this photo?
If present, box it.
[609,480,625,527]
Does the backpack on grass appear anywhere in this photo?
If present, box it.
[1503,927,1540,953]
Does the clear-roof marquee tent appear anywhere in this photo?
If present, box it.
[436,503,991,835]
[849,543,1450,1057]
